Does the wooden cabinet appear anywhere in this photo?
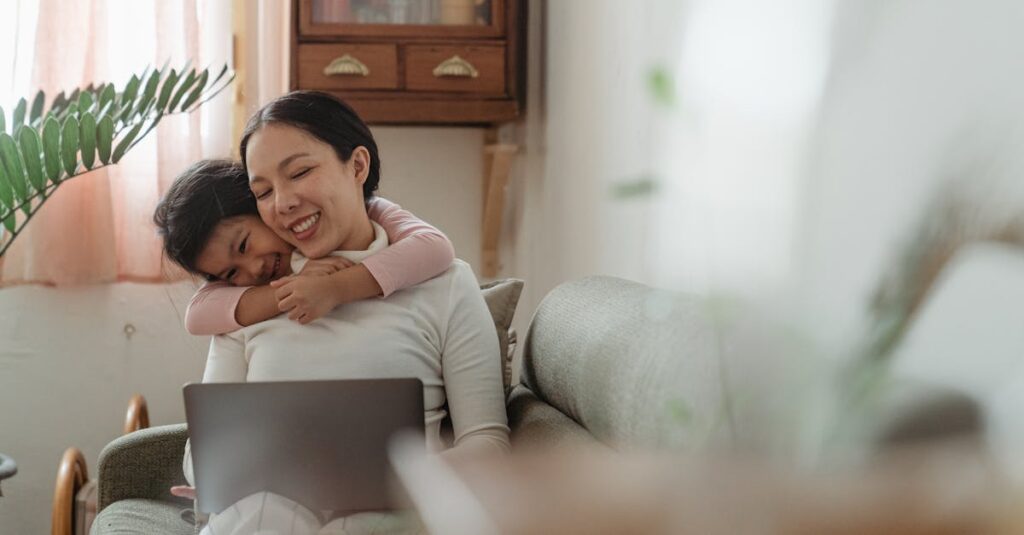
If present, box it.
[291,0,526,125]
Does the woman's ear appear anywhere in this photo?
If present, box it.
[351,146,371,185]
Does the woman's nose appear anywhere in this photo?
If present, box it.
[274,185,299,214]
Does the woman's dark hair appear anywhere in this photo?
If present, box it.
[239,90,380,201]
[153,159,255,277]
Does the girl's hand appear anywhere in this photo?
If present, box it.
[271,274,339,324]
[170,485,197,500]
[298,257,353,277]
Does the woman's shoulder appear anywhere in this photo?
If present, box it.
[409,258,478,294]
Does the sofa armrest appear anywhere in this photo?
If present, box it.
[96,423,191,511]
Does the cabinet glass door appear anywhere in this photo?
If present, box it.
[302,0,504,37]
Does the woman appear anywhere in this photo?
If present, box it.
[170,92,509,534]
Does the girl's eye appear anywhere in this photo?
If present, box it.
[239,236,248,254]
[292,167,312,179]
[255,189,272,200]
[225,269,237,281]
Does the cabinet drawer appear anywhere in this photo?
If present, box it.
[404,45,506,94]
[297,44,398,90]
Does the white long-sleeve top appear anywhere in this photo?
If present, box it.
[185,223,509,484]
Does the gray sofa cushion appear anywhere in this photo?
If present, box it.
[506,384,605,451]
[480,278,524,392]
[91,499,193,535]
[521,276,726,451]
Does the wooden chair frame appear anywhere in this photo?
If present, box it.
[52,394,150,535]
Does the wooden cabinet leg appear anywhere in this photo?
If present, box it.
[481,143,518,278]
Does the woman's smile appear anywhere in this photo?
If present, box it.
[288,212,321,242]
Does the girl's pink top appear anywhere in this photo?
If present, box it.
[183,197,455,335]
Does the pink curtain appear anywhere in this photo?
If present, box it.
[0,0,232,286]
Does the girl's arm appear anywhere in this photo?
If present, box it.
[273,197,457,323]
[189,197,456,332]
[362,196,455,296]
[184,281,279,335]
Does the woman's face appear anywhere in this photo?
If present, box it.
[244,123,371,258]
[194,214,294,286]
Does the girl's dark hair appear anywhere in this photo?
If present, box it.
[239,91,380,201]
[153,159,255,277]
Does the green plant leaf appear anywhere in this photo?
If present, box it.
[179,69,209,112]
[155,69,179,113]
[610,175,660,199]
[61,116,80,176]
[98,84,116,114]
[68,88,81,105]
[120,75,141,124]
[111,121,143,163]
[30,90,45,125]
[96,115,114,164]
[167,69,197,112]
[207,64,229,93]
[78,90,94,117]
[79,112,97,170]
[0,133,30,213]
[65,103,79,118]
[50,91,68,118]
[42,116,62,183]
[2,212,14,233]
[647,67,676,107]
[0,106,6,135]
[12,98,27,131]
[17,127,45,195]
[135,70,161,118]
[0,146,13,211]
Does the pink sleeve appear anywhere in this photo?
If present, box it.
[363,196,456,296]
[184,281,249,335]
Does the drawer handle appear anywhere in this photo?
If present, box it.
[432,55,479,78]
[323,54,370,77]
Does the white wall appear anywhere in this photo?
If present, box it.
[0,127,484,535]
[0,282,207,535]
[502,0,670,351]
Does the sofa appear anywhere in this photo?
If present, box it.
[90,276,980,534]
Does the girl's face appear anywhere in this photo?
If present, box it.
[194,214,294,286]
[244,123,371,259]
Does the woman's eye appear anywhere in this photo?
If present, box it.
[292,167,312,179]
[255,189,272,200]
[226,269,237,281]
[239,237,248,254]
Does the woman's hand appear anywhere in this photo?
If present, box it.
[297,256,354,277]
[271,274,341,324]
[170,485,197,500]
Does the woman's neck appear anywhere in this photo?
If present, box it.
[338,215,375,252]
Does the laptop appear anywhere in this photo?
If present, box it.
[183,378,425,515]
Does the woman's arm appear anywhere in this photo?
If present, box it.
[364,197,456,296]
[183,334,249,485]
[438,263,511,462]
